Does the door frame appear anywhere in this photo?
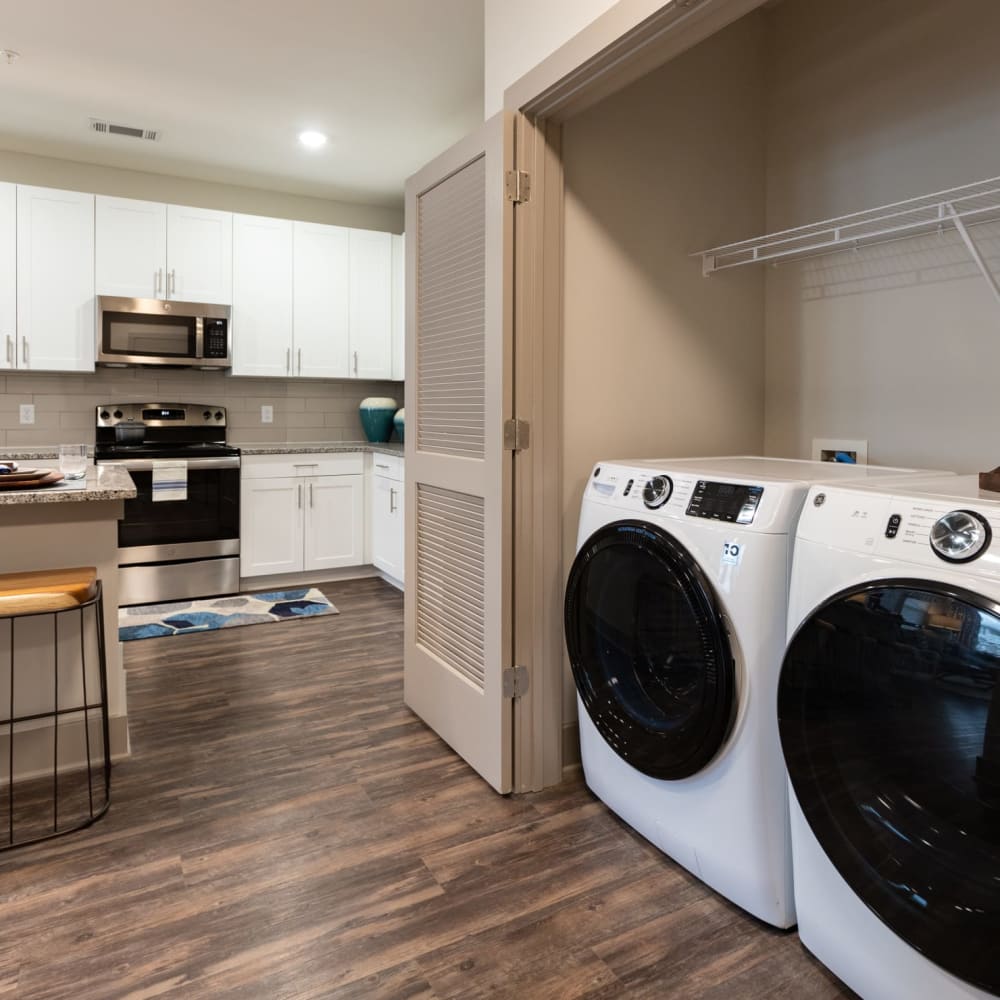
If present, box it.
[506,0,767,790]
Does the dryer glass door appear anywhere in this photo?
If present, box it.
[564,520,736,780]
[779,580,1000,994]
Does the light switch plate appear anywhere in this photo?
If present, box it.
[19,404,34,425]
[261,405,273,424]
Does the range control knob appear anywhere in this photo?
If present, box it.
[214,411,223,421]
[930,509,991,563]
[642,475,673,510]
[113,410,123,419]
[203,410,211,420]
[99,410,110,420]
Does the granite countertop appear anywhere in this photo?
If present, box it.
[0,463,136,506]
[238,441,405,456]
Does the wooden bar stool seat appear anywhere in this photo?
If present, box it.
[0,567,99,616]
[0,565,111,850]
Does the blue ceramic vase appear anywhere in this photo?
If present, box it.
[393,408,405,443]
[359,397,398,443]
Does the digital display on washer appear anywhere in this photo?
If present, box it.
[686,480,764,524]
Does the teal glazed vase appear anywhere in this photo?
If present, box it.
[393,408,405,443]
[359,397,398,443]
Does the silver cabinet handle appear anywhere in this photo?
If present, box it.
[298,347,302,374]
[309,482,314,507]
[21,337,28,367]
[5,335,11,365]
[169,269,176,296]
[155,268,163,296]
[297,482,302,508]
[353,350,358,375]
[375,463,390,471]
[286,347,291,374]
[389,487,397,513]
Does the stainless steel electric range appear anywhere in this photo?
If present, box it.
[95,402,240,606]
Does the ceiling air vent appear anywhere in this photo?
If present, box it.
[88,119,160,142]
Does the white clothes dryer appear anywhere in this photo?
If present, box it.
[780,474,1000,999]
[564,456,941,929]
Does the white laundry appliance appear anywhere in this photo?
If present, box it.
[779,473,1000,999]
[563,456,942,929]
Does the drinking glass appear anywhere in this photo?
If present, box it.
[58,444,88,480]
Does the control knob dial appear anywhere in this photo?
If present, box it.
[642,475,673,510]
[930,509,991,563]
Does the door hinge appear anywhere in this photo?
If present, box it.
[505,169,531,203]
[502,664,530,699]
[503,418,530,452]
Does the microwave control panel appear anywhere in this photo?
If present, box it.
[203,318,229,359]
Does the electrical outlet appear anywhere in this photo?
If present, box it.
[261,405,273,424]
[19,404,34,425]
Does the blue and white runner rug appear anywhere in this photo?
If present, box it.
[119,588,338,641]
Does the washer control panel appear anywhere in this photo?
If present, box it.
[686,480,764,525]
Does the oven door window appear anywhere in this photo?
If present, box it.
[119,468,239,547]
[102,312,197,360]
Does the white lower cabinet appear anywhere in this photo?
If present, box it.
[371,452,404,587]
[241,454,364,578]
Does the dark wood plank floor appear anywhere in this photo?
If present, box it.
[0,578,855,999]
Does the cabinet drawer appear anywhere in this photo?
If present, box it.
[242,452,364,479]
[371,452,403,482]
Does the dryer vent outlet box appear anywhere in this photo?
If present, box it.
[812,438,868,465]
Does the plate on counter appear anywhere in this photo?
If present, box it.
[0,470,64,490]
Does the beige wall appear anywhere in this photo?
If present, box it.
[0,149,403,232]
[763,0,1000,471]
[561,14,767,722]
[0,369,403,449]
[484,0,622,117]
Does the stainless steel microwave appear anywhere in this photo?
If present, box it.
[96,296,232,368]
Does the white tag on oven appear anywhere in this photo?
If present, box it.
[721,540,743,566]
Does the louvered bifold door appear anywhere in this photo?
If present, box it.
[403,113,514,794]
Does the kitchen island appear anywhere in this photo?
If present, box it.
[0,464,136,763]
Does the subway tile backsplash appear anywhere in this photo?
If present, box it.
[0,369,404,447]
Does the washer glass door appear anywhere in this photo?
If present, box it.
[564,520,735,780]
[779,581,1000,994]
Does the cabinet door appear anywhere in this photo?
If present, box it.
[231,214,294,377]
[304,474,364,571]
[16,185,95,372]
[372,474,404,583]
[95,196,167,298]
[349,228,392,379]
[240,476,303,577]
[0,183,14,371]
[166,204,233,303]
[293,222,350,378]
[391,233,405,381]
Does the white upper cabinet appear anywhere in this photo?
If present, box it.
[349,228,393,380]
[165,204,232,304]
[16,185,95,372]
[293,222,351,379]
[96,197,232,304]
[391,233,405,381]
[0,183,15,371]
[231,214,294,378]
[95,196,167,299]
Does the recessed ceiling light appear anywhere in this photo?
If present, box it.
[298,130,327,150]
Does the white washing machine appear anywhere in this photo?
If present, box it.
[780,474,1000,999]
[563,456,942,929]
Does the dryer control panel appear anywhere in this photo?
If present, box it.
[687,480,764,525]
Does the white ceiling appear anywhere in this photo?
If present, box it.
[0,1,484,208]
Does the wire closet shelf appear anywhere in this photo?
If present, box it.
[693,174,1000,303]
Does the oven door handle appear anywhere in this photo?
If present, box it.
[97,456,241,472]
